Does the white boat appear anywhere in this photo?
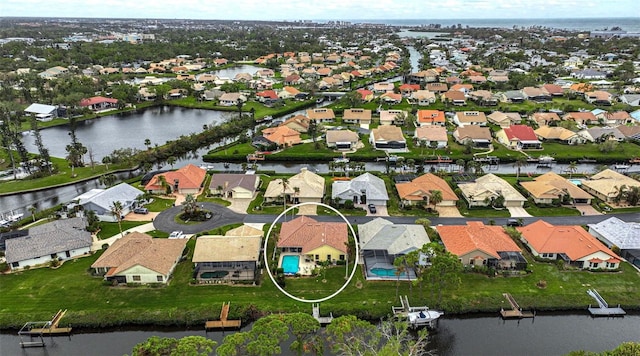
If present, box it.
[407,309,444,328]
[392,295,443,329]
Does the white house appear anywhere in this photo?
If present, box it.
[331,173,389,206]
[5,217,92,270]
[72,183,144,222]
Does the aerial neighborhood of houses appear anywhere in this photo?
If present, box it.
[2,19,640,318]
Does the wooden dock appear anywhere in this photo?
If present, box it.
[587,289,626,317]
[205,302,242,330]
[18,309,72,348]
[312,303,333,325]
[500,293,535,319]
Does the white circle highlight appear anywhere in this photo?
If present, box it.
[263,202,359,303]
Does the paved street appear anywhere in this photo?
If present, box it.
[146,201,640,235]
[152,202,245,234]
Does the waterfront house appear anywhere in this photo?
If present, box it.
[487,112,522,128]
[5,217,92,271]
[24,103,58,121]
[332,173,389,206]
[452,125,493,148]
[395,173,458,207]
[517,220,620,270]
[91,232,187,284]
[437,221,526,269]
[218,93,247,106]
[468,90,499,106]
[264,167,325,204]
[588,217,640,268]
[580,169,640,203]
[520,172,593,205]
[80,96,118,111]
[453,111,487,127]
[358,218,430,280]
[409,90,437,106]
[442,90,466,106]
[579,127,625,143]
[278,216,348,265]
[495,125,542,150]
[73,183,144,222]
[530,112,562,126]
[209,173,260,199]
[379,109,407,126]
[262,126,302,147]
[534,126,585,145]
[144,164,206,195]
[326,129,359,150]
[563,112,596,126]
[416,110,446,126]
[415,126,448,149]
[192,226,262,283]
[281,115,310,133]
[306,108,335,123]
[372,82,395,93]
[369,125,407,152]
[458,173,527,207]
[343,108,372,125]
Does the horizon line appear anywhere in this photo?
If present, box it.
[1,15,639,21]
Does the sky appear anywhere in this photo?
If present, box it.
[1,0,638,21]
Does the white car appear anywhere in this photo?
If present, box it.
[168,231,185,239]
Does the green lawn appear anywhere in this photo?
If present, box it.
[3,236,640,329]
[96,221,149,239]
[0,158,132,194]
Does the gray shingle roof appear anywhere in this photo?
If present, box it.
[588,217,640,250]
[358,218,430,255]
[78,183,143,211]
[5,217,92,263]
[332,173,389,202]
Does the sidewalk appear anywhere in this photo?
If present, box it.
[91,222,156,251]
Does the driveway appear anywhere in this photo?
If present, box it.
[507,206,532,218]
[575,205,602,216]
[435,206,463,217]
[153,202,245,234]
[91,222,156,251]
[365,204,389,217]
[227,197,253,214]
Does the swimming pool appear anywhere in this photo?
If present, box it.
[370,267,404,277]
[569,179,582,186]
[282,255,300,274]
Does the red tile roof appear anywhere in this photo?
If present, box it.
[417,110,445,124]
[437,221,521,259]
[516,220,618,261]
[80,96,118,107]
[144,164,206,192]
[504,125,538,141]
[278,216,348,254]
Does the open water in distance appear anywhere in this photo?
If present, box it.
[1,313,640,356]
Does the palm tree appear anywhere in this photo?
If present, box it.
[167,156,177,169]
[513,156,528,179]
[456,159,466,173]
[429,190,443,210]
[281,177,290,212]
[567,161,578,179]
[28,206,37,222]
[110,201,124,237]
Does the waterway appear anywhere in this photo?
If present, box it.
[1,313,639,355]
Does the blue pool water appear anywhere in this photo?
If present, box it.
[569,179,582,186]
[370,267,404,277]
[282,255,300,274]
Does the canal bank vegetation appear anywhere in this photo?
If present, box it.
[2,232,640,329]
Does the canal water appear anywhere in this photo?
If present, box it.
[1,313,639,355]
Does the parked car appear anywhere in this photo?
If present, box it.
[169,231,185,239]
[506,219,522,227]
[368,204,377,214]
[133,207,149,214]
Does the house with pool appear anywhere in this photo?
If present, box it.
[192,225,262,284]
[277,216,348,276]
[358,218,430,280]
